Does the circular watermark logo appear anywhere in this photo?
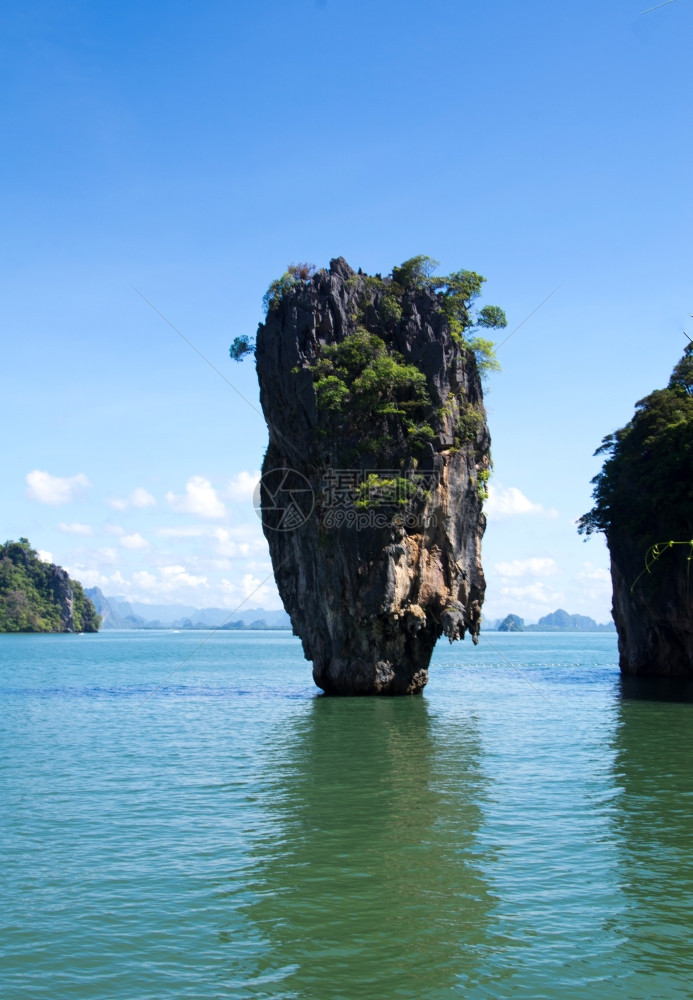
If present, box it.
[253,468,315,532]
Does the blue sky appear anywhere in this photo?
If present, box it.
[2,0,691,623]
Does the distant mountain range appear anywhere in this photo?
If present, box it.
[492,609,615,632]
[84,590,613,635]
[85,588,291,630]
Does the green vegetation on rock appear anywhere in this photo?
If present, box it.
[0,538,101,633]
[353,473,422,510]
[311,327,431,413]
[262,262,317,315]
[455,401,485,444]
[309,326,436,460]
[302,257,505,467]
[476,467,491,501]
[353,256,506,375]
[229,335,255,361]
[236,254,507,378]
[578,344,693,546]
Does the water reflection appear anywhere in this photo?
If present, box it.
[619,674,693,704]
[238,697,491,999]
[612,690,693,997]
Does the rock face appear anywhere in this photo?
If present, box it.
[609,534,693,677]
[255,258,491,694]
[49,564,78,631]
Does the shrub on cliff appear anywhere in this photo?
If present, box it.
[233,255,507,377]
[312,328,430,417]
[310,327,436,459]
[383,257,507,376]
[229,335,255,361]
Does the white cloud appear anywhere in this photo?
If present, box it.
[37,550,53,563]
[575,562,613,606]
[26,470,91,506]
[577,562,611,583]
[105,524,125,536]
[108,488,157,511]
[131,487,156,508]
[165,476,226,519]
[154,524,265,559]
[242,572,265,597]
[212,526,257,558]
[120,532,151,550]
[65,567,130,591]
[219,572,278,608]
[97,547,119,563]
[157,525,208,538]
[69,567,109,588]
[161,565,207,586]
[499,581,563,607]
[485,485,559,520]
[58,522,93,536]
[65,554,281,608]
[131,565,208,596]
[131,570,157,589]
[494,557,558,578]
[227,470,261,502]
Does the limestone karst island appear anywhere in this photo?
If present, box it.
[0,538,101,633]
[233,256,507,695]
[579,343,693,678]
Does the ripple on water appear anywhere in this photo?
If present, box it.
[1,631,692,999]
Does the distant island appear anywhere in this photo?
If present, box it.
[85,587,291,630]
[85,589,615,635]
[492,609,615,632]
[0,538,101,633]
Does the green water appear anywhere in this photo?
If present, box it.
[1,631,692,998]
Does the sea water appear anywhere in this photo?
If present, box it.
[1,630,692,999]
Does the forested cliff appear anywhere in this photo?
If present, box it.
[579,345,693,676]
[0,538,101,633]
